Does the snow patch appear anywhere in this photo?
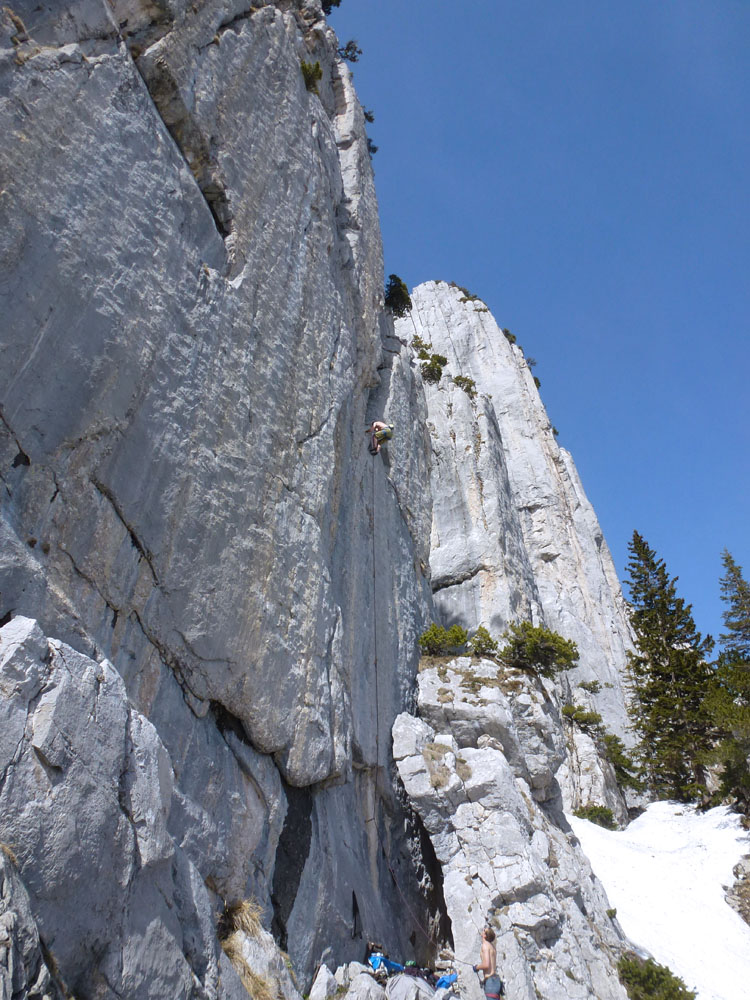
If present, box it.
[569,802,750,1000]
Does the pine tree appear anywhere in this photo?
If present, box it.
[705,550,750,813]
[384,274,412,317]
[625,531,715,801]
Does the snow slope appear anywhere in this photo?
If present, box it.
[570,803,750,1000]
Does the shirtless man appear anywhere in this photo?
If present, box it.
[366,420,394,455]
[473,927,502,997]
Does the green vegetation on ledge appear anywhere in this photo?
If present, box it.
[617,953,696,1000]
[574,805,617,830]
[498,621,578,678]
[300,60,322,93]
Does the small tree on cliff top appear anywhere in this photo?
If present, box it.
[498,621,578,678]
[418,624,468,656]
[385,274,412,318]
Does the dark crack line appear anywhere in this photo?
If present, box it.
[296,407,333,447]
[128,609,205,720]
[0,406,30,464]
[57,546,120,629]
[173,627,234,669]
[90,477,159,585]
[431,563,491,594]
[0,469,12,500]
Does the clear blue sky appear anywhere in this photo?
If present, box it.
[330,0,749,643]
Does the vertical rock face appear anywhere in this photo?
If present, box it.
[1,0,435,986]
[0,617,228,999]
[393,659,629,1000]
[0,850,64,1000]
[1,2,639,997]
[396,281,634,744]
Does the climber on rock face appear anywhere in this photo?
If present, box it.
[474,927,503,998]
[366,420,394,455]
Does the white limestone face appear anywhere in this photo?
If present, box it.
[0,1,436,981]
[393,659,630,1000]
[396,281,635,742]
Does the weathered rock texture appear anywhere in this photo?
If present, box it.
[397,281,634,744]
[1,2,640,996]
[0,847,64,1000]
[1,0,436,986]
[0,616,243,998]
[394,659,629,1000]
[396,281,636,820]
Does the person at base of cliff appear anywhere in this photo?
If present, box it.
[366,420,394,455]
[473,927,503,997]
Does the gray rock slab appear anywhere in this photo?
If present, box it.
[397,281,635,745]
[393,657,631,1000]
[0,618,226,997]
[0,850,64,1000]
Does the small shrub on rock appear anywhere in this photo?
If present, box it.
[498,621,578,678]
[579,679,601,694]
[421,353,448,385]
[301,60,322,93]
[410,334,448,383]
[562,703,604,734]
[618,952,696,999]
[445,624,468,649]
[449,281,480,302]
[418,623,468,656]
[452,375,477,399]
[502,328,516,345]
[574,805,617,830]
[337,40,362,62]
[322,1,341,15]
[412,335,432,359]
[468,626,499,658]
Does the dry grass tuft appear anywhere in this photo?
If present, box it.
[423,743,452,789]
[225,898,263,939]
[221,932,276,1000]
[455,757,472,783]
[0,842,18,865]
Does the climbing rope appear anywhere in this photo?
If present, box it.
[371,454,380,773]
[365,437,479,976]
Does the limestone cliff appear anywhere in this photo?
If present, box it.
[393,658,629,1000]
[1,3,639,999]
[1,0,436,992]
[397,281,634,744]
[395,282,635,818]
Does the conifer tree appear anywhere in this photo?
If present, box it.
[705,550,750,812]
[625,531,715,801]
[384,274,412,317]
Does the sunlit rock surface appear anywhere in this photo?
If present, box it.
[0,0,435,983]
[394,658,629,1000]
[1,2,640,995]
[397,281,634,743]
